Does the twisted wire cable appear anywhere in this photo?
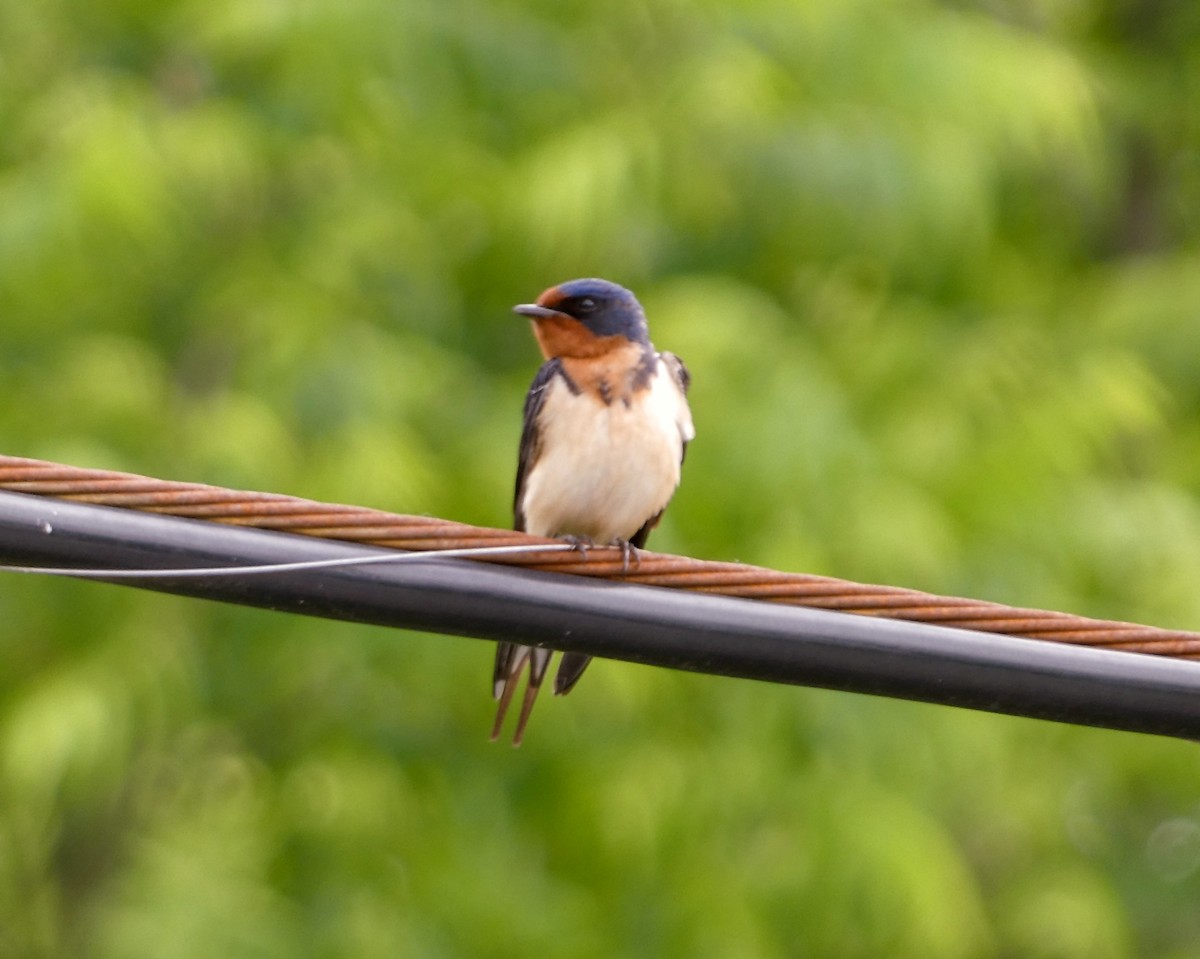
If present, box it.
[2,454,1198,659]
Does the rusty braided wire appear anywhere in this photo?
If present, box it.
[2,454,1198,660]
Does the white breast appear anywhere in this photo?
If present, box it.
[521,357,694,542]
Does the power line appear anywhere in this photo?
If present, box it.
[0,470,1199,739]
[2,455,1198,658]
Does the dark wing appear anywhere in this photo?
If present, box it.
[661,350,691,393]
[553,650,592,695]
[629,351,692,547]
[494,358,571,739]
[660,351,692,465]
[629,511,663,549]
[513,358,567,530]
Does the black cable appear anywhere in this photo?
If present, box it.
[0,489,1197,739]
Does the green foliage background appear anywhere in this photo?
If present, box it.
[2,0,1200,955]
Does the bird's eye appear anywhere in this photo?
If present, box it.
[576,297,597,313]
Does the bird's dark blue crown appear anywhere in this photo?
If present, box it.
[547,278,649,344]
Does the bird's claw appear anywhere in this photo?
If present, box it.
[559,534,638,573]
[613,538,640,574]
[560,534,595,559]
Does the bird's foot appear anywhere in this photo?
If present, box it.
[611,538,640,574]
[560,534,595,559]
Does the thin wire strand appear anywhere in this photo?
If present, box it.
[3,454,1199,659]
[0,543,577,579]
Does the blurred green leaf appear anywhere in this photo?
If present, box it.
[3,0,1200,955]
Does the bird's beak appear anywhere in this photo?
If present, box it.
[513,304,560,319]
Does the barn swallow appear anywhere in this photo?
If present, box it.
[491,278,694,745]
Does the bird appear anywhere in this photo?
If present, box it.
[491,277,694,745]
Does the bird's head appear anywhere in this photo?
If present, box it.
[514,278,649,359]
